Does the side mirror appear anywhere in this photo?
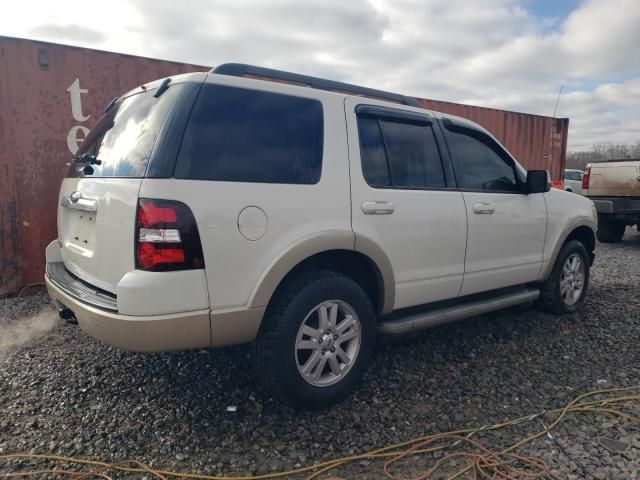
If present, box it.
[525,170,550,194]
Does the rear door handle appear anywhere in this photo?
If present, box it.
[361,200,395,215]
[61,193,97,213]
[472,202,495,214]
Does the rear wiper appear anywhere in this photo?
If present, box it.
[153,78,171,98]
[73,153,102,165]
[104,97,118,113]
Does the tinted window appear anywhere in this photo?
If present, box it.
[446,128,518,192]
[68,85,183,177]
[380,120,445,188]
[357,117,391,187]
[565,171,581,181]
[357,115,445,188]
[175,85,323,184]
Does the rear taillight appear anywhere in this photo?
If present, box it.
[135,199,204,271]
[582,167,591,189]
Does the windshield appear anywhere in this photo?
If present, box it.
[67,83,183,177]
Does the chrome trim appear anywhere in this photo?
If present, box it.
[61,195,97,213]
[46,262,117,312]
[361,200,395,214]
[378,288,540,335]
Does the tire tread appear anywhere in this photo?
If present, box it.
[254,270,374,408]
[535,240,590,315]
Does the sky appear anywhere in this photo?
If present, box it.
[1,0,639,150]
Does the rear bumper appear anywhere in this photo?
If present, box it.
[45,269,211,352]
[45,238,265,351]
[46,262,118,311]
[591,197,640,216]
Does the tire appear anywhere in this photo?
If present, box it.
[254,270,376,409]
[596,217,625,243]
[535,240,590,315]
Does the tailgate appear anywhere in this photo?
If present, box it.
[55,79,188,293]
[589,161,640,197]
[58,178,141,293]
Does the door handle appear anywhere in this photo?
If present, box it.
[361,200,395,215]
[61,194,97,213]
[472,202,495,214]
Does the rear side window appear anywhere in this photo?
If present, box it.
[357,117,390,187]
[357,115,446,188]
[565,171,581,181]
[445,128,519,192]
[68,84,183,178]
[175,85,323,184]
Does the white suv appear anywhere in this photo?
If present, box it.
[46,64,597,408]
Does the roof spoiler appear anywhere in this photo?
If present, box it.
[211,63,421,108]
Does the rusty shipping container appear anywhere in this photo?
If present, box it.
[0,37,208,296]
[0,36,568,296]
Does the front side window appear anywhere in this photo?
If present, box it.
[175,85,323,184]
[445,128,519,192]
[357,115,446,189]
[68,84,183,178]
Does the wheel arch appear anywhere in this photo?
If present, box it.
[248,231,395,316]
[541,222,596,280]
[565,225,596,258]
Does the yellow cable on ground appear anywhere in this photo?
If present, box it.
[1,386,638,480]
[448,385,640,480]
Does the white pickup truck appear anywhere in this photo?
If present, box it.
[584,159,640,242]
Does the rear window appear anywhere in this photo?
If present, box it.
[174,84,323,184]
[67,84,183,178]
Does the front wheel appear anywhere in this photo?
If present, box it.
[254,270,376,409]
[535,240,590,315]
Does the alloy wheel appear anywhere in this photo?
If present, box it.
[294,300,362,387]
[560,253,585,305]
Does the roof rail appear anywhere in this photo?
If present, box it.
[211,63,421,108]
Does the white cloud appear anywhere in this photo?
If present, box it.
[1,0,638,148]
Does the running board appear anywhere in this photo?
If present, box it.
[378,288,540,335]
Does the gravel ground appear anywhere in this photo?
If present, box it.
[1,228,639,479]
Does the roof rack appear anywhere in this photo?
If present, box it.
[211,63,421,108]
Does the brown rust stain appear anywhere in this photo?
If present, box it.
[0,37,207,294]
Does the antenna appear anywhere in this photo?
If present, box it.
[553,84,564,118]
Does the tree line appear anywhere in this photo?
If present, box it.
[566,142,640,170]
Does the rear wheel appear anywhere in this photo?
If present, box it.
[255,270,376,409]
[535,240,590,315]
[597,217,625,243]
